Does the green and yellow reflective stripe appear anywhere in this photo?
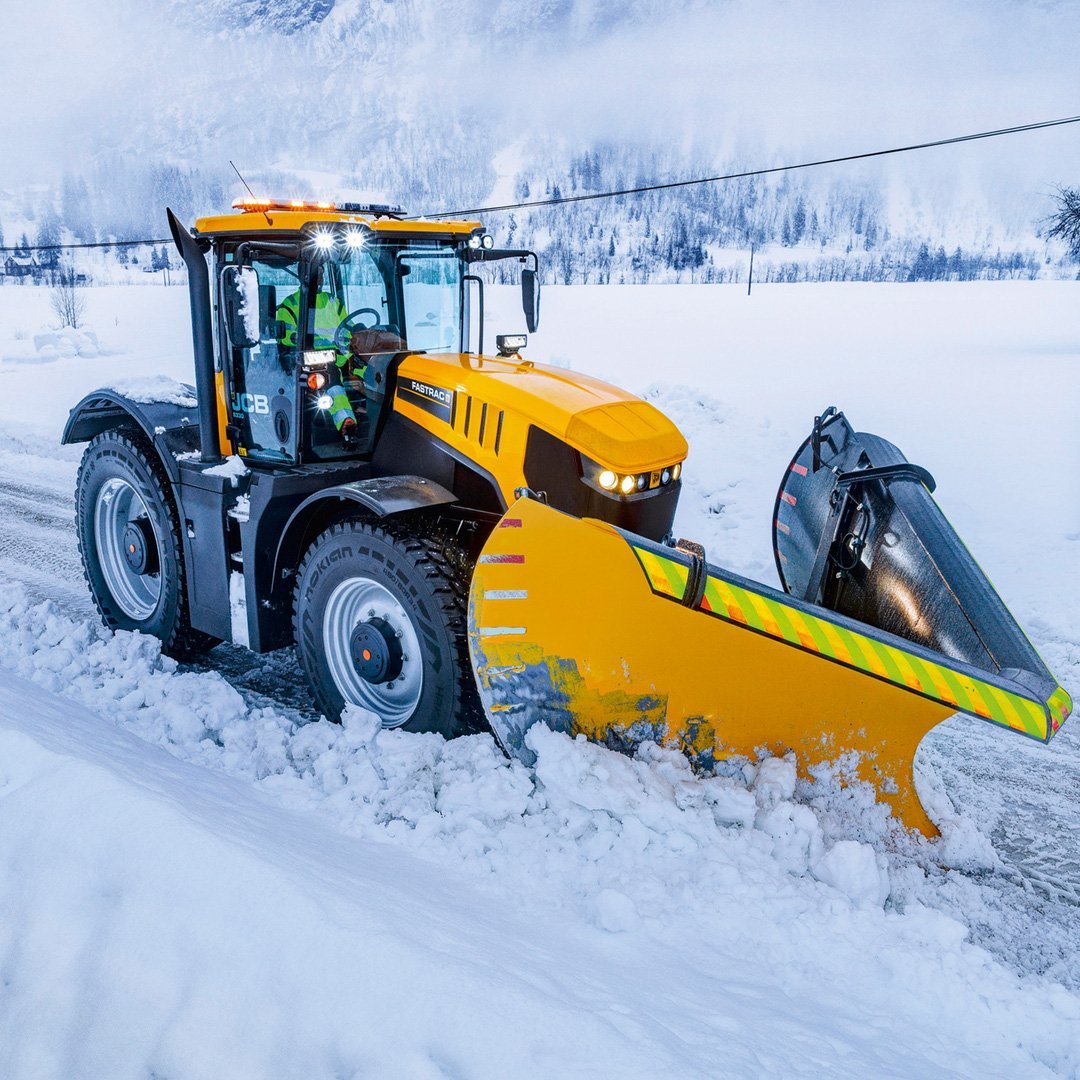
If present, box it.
[784,606,832,654]
[983,683,1042,738]
[634,548,689,599]
[702,578,747,624]
[631,545,1056,741]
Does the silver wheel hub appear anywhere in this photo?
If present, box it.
[323,577,423,727]
[93,477,162,621]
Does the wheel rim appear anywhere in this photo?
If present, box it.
[323,577,424,727]
[93,477,162,621]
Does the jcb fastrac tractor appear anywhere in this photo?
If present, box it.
[65,200,1071,835]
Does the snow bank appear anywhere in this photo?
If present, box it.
[1,583,1079,1076]
[0,679,680,1080]
[1,325,102,365]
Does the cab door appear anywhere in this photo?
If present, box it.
[222,248,302,462]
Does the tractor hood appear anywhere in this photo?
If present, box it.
[396,352,688,474]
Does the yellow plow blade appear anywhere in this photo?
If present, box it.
[468,498,1068,837]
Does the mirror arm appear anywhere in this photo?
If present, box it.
[466,247,539,265]
[235,240,300,267]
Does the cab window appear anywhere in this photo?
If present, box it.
[398,248,461,353]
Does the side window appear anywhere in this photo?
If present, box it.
[226,254,301,462]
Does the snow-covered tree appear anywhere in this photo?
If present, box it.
[1046,187,1080,260]
[35,217,62,271]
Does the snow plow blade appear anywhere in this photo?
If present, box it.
[468,416,1070,837]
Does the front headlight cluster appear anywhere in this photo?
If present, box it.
[582,456,682,497]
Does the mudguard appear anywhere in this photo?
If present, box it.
[62,387,201,484]
[272,475,458,584]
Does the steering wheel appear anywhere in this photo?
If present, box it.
[333,307,382,353]
[332,308,406,354]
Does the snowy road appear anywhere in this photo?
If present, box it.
[1,282,1078,1077]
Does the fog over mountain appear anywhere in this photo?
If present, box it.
[3,0,1079,280]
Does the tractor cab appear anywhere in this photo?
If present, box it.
[210,201,539,466]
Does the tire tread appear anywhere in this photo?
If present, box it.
[292,514,484,735]
[75,430,215,658]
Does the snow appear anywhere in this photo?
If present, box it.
[1,325,101,365]
[203,454,250,486]
[234,265,261,344]
[1,601,1078,1077]
[104,375,197,408]
[228,569,249,648]
[0,281,1078,1076]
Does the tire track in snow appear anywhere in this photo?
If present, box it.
[0,462,321,718]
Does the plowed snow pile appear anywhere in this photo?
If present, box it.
[0,281,1078,1078]
[2,592,1079,1078]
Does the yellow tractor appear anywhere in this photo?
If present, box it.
[63,200,1071,835]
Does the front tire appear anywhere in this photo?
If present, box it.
[75,430,216,657]
[293,517,481,736]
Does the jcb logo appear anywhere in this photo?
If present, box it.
[231,392,270,415]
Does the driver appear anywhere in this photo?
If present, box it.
[277,288,365,439]
[277,289,410,443]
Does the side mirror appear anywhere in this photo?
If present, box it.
[220,265,260,350]
[521,267,540,334]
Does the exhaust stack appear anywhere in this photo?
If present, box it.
[166,207,223,464]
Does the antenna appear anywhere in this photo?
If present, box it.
[229,160,271,224]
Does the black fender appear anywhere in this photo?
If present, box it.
[271,475,458,586]
[62,388,201,485]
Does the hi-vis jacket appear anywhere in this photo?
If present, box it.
[276,291,366,381]
[277,291,364,431]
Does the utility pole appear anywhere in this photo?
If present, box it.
[747,242,755,296]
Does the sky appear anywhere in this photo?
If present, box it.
[2,0,1078,208]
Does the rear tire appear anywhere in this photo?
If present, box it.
[293,517,482,736]
[75,430,216,658]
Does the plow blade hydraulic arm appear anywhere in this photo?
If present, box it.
[468,413,1070,837]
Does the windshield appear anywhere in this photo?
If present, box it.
[317,239,462,356]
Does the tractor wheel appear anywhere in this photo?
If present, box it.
[75,430,216,658]
[293,517,482,736]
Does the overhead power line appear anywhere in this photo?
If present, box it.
[0,237,170,254]
[414,113,1080,218]
[2,113,1079,253]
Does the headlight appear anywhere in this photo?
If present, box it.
[672,463,682,481]
[316,394,334,410]
[581,455,681,497]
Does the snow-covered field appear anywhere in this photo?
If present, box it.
[0,281,1078,1078]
